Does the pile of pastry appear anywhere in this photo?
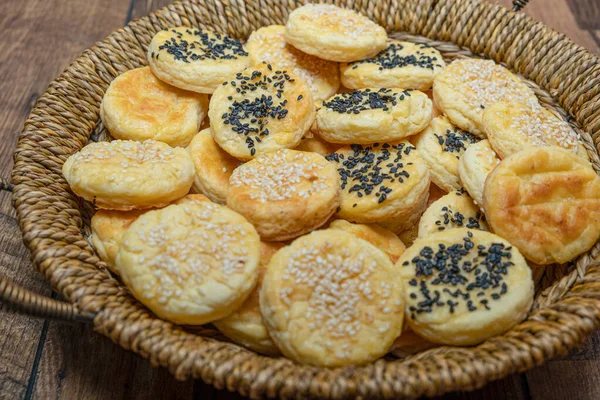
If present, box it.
[62,3,600,367]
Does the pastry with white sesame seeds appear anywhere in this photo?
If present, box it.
[284,4,387,63]
[100,67,208,147]
[147,27,250,94]
[329,219,406,263]
[482,100,580,159]
[398,228,534,346]
[294,131,340,156]
[457,140,500,206]
[246,25,340,102]
[433,59,538,137]
[260,229,404,367]
[316,88,432,144]
[418,190,488,238]
[208,63,315,160]
[62,140,195,211]
[484,147,600,265]
[340,41,446,91]
[187,128,241,204]
[414,116,480,192]
[227,149,340,241]
[116,202,261,325]
[89,194,211,273]
[327,142,430,230]
[213,241,284,356]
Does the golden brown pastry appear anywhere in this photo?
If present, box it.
[457,139,500,206]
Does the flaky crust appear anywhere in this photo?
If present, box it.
[284,4,387,63]
[316,89,432,144]
[483,147,600,265]
[227,149,340,241]
[187,129,241,204]
[457,140,500,206]
[329,219,406,263]
[260,229,404,367]
[116,202,261,325]
[62,140,195,210]
[398,228,534,346]
[213,241,283,356]
[418,191,488,238]
[147,27,250,94]
[433,59,538,137]
[247,25,339,102]
[209,64,315,160]
[294,131,340,156]
[414,116,480,191]
[482,100,580,159]
[328,142,430,224]
[100,67,208,147]
[340,41,445,91]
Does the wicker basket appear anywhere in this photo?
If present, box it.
[3,0,600,398]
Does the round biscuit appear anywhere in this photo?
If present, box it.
[457,139,500,206]
[398,228,534,346]
[260,229,404,367]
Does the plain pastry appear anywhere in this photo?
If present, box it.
[340,41,445,91]
[147,27,250,94]
[208,63,315,160]
[295,131,339,156]
[414,116,480,191]
[393,184,446,246]
[284,3,387,63]
[329,219,406,263]
[116,202,261,325]
[433,59,538,136]
[457,140,500,206]
[418,190,488,238]
[187,128,241,204]
[316,88,432,144]
[398,228,534,346]
[260,229,404,367]
[100,67,208,147]
[246,25,339,102]
[327,142,430,230]
[482,100,580,159]
[62,140,195,210]
[483,147,600,265]
[227,149,340,241]
[213,241,283,355]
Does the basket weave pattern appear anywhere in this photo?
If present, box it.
[8,0,600,398]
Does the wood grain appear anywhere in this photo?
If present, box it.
[0,0,599,399]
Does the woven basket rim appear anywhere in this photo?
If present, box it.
[10,0,600,398]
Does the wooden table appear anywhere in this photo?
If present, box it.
[0,0,599,398]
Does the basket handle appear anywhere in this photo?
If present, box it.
[512,0,529,11]
[0,179,93,323]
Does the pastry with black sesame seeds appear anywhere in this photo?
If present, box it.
[227,149,340,241]
[340,41,445,91]
[414,116,480,191]
[457,140,500,206]
[208,63,315,160]
[187,128,241,204]
[100,67,208,147]
[90,194,211,273]
[484,147,600,265]
[329,219,406,263]
[116,202,261,325]
[246,25,339,102]
[316,88,432,144]
[433,59,538,137]
[260,229,404,367]
[213,241,283,356]
[62,140,195,210]
[418,191,488,238]
[482,100,580,159]
[328,142,430,228]
[147,27,250,94]
[284,3,387,63]
[398,228,534,346]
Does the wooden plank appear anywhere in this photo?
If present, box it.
[440,374,529,400]
[130,0,173,21]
